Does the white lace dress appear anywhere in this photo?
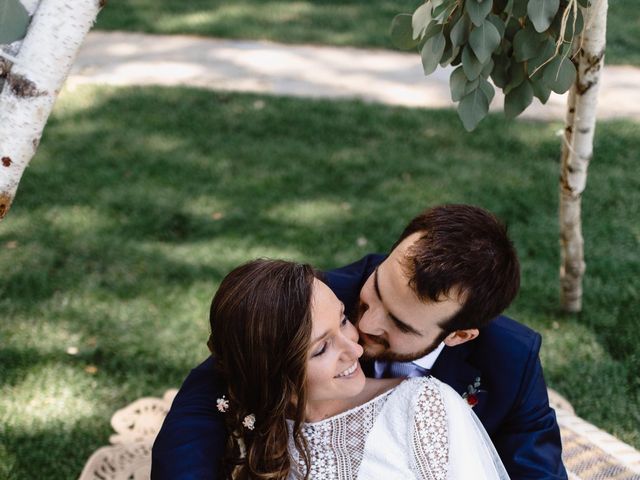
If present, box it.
[287,377,509,480]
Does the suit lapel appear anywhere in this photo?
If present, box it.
[430,342,488,416]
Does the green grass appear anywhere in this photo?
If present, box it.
[1,85,639,478]
[95,0,640,66]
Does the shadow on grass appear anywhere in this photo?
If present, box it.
[1,86,638,477]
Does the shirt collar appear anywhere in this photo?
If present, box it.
[411,342,445,370]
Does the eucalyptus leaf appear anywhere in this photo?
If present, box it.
[479,77,495,104]
[504,79,533,118]
[542,54,576,93]
[469,19,501,63]
[462,45,484,80]
[465,77,481,95]
[450,12,471,46]
[512,0,528,17]
[577,0,590,6]
[390,14,420,49]
[527,38,555,76]
[504,0,514,15]
[440,42,460,66]
[433,0,455,21]
[424,20,444,40]
[412,1,432,40]
[421,31,447,75]
[531,77,552,103]
[527,0,560,32]
[465,0,493,27]
[487,14,506,37]
[0,0,30,44]
[513,23,546,62]
[450,66,469,101]
[481,57,494,77]
[504,61,526,94]
[491,52,511,88]
[458,87,490,131]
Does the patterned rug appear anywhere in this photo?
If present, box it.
[78,389,640,480]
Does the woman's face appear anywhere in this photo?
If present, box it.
[305,279,366,413]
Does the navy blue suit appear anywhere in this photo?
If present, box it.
[152,254,567,479]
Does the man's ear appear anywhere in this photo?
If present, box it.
[443,329,479,347]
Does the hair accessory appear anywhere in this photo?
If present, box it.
[216,395,229,413]
[242,414,256,430]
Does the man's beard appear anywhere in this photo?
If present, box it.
[359,332,446,362]
[354,301,449,363]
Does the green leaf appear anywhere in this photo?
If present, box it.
[504,61,525,94]
[465,0,493,27]
[513,23,546,62]
[462,45,484,80]
[450,12,471,47]
[527,0,560,32]
[390,14,420,50]
[469,19,501,63]
[0,0,30,44]
[433,0,455,21]
[424,20,444,40]
[512,0,528,17]
[412,2,432,40]
[542,54,576,93]
[527,38,555,76]
[491,52,511,88]
[458,87,490,131]
[421,31,447,75]
[440,42,460,67]
[450,66,469,101]
[481,57,494,77]
[465,77,481,94]
[504,79,533,118]
[479,77,495,104]
[577,0,590,6]
[487,14,505,37]
[531,77,552,103]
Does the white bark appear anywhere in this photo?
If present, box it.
[0,0,102,220]
[559,0,608,312]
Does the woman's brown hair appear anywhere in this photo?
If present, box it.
[208,259,317,479]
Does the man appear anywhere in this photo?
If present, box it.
[152,204,566,479]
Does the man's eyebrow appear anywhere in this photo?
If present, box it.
[374,267,422,337]
[311,302,345,345]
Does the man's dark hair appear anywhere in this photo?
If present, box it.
[394,204,520,332]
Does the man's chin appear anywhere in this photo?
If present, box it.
[362,345,419,363]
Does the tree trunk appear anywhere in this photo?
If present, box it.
[0,0,103,221]
[559,0,608,312]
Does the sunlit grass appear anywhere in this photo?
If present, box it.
[95,0,640,65]
[1,85,638,478]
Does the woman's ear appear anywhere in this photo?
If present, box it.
[443,329,479,347]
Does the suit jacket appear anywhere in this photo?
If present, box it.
[152,254,567,479]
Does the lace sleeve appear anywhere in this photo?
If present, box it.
[410,379,449,480]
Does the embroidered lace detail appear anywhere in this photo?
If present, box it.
[411,380,449,480]
[288,391,393,480]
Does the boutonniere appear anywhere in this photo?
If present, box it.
[462,376,484,408]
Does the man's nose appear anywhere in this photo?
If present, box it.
[358,308,385,336]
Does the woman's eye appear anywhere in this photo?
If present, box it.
[341,316,349,327]
[313,343,327,357]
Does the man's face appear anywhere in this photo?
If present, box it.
[355,232,464,361]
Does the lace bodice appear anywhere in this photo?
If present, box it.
[287,378,449,480]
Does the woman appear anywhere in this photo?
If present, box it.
[208,259,509,480]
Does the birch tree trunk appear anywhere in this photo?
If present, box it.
[559,0,608,312]
[0,0,103,220]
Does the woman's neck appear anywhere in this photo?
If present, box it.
[303,377,403,423]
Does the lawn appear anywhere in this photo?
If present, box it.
[0,85,639,478]
[95,0,640,66]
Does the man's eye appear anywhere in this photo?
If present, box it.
[313,343,327,357]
